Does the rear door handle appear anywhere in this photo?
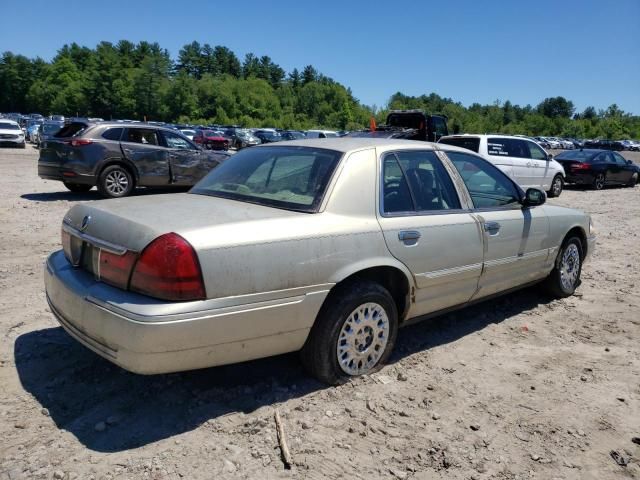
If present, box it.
[484,221,501,235]
[398,230,421,244]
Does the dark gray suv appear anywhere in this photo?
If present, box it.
[38,121,230,198]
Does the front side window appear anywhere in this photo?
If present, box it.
[612,152,628,165]
[447,151,521,209]
[382,150,461,214]
[487,138,528,158]
[163,131,195,150]
[432,117,448,138]
[125,128,158,145]
[191,146,342,212]
[527,141,547,160]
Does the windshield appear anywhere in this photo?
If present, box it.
[191,146,343,212]
[0,122,20,130]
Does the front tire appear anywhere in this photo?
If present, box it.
[301,281,398,385]
[627,172,638,187]
[543,236,583,298]
[547,175,564,198]
[98,165,134,198]
[63,183,93,193]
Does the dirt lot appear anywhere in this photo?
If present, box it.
[0,146,639,480]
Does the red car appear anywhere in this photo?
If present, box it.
[193,129,230,151]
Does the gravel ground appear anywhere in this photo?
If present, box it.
[0,146,639,480]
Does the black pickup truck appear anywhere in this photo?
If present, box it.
[348,110,449,142]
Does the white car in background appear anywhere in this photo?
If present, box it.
[179,129,196,141]
[544,137,562,149]
[439,134,566,197]
[306,129,339,138]
[0,119,26,148]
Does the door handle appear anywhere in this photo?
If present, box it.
[527,161,532,167]
[398,230,421,244]
[483,221,501,234]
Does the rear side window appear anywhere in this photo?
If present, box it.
[438,136,480,153]
[125,128,158,145]
[102,128,123,141]
[487,138,528,158]
[55,122,88,138]
[382,150,461,214]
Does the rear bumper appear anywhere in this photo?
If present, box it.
[44,250,328,374]
[564,172,594,185]
[38,162,96,184]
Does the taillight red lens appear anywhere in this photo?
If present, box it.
[571,163,591,170]
[99,250,138,290]
[70,138,92,147]
[130,233,206,301]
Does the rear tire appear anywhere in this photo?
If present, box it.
[98,165,134,198]
[543,236,583,298]
[63,183,92,193]
[593,173,605,190]
[547,175,564,198]
[301,280,398,385]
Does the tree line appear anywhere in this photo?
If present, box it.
[0,40,638,138]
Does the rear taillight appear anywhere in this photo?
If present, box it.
[571,163,591,170]
[99,250,138,290]
[130,233,206,301]
[70,138,92,147]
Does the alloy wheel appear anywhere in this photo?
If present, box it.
[594,174,605,190]
[105,169,129,195]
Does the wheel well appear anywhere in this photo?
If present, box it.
[566,226,587,258]
[329,266,411,322]
[98,160,138,184]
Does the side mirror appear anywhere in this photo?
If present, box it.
[547,153,554,161]
[627,160,633,165]
[523,188,546,207]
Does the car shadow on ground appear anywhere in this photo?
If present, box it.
[21,187,191,203]
[14,286,549,453]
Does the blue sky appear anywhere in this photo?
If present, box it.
[1,0,639,114]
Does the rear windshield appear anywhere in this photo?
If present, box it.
[43,123,63,134]
[0,122,20,130]
[556,150,596,161]
[55,122,88,138]
[438,136,481,153]
[191,146,343,213]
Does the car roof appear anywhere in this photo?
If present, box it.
[256,137,447,153]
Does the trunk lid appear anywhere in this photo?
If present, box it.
[62,192,301,254]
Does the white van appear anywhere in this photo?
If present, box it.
[439,134,566,197]
[306,129,339,139]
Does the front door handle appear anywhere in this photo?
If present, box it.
[398,230,421,245]
[484,221,501,235]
